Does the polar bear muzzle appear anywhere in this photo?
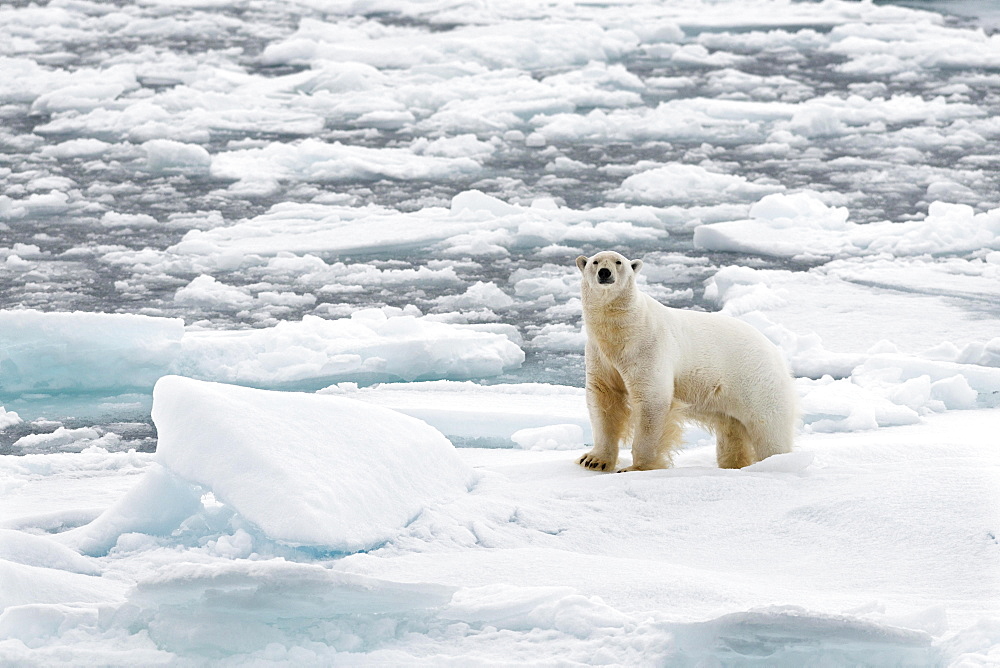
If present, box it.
[597,267,614,284]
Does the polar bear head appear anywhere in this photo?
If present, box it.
[576,251,643,300]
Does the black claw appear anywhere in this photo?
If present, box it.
[600,463,607,470]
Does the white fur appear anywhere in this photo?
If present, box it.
[575,251,796,472]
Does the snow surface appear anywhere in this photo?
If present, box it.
[2,0,1000,663]
[2,400,997,665]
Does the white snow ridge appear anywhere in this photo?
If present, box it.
[1,0,999,665]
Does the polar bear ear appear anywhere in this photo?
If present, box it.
[576,255,589,272]
[631,259,643,274]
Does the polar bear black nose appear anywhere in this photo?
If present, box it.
[597,267,613,283]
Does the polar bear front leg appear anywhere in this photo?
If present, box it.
[578,373,629,472]
[618,391,681,472]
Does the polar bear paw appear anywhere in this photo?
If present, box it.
[578,452,615,471]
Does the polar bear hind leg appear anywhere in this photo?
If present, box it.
[712,414,756,469]
[706,406,794,469]
[745,407,796,461]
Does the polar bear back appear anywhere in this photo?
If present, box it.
[641,293,794,419]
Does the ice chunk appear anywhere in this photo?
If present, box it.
[432,281,514,311]
[260,20,635,72]
[176,310,523,386]
[417,134,495,159]
[855,355,1000,401]
[450,189,522,216]
[0,309,523,399]
[0,191,72,220]
[30,80,130,114]
[38,138,114,159]
[614,163,783,205]
[511,424,584,451]
[12,427,123,454]
[161,195,665,267]
[0,406,22,431]
[211,139,481,187]
[168,200,498,259]
[0,310,184,395]
[696,193,1000,259]
[149,376,475,551]
[173,274,254,310]
[99,211,158,228]
[798,376,920,432]
[530,323,586,352]
[750,191,849,226]
[694,191,856,258]
[865,202,1000,256]
[525,132,547,147]
[143,139,211,176]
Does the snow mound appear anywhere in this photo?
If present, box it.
[148,376,475,552]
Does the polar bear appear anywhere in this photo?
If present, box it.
[575,250,796,472]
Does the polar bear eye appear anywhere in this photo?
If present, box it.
[615,260,621,265]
